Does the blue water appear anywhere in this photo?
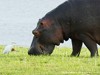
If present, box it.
[0,0,72,47]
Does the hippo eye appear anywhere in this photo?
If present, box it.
[40,22,43,26]
[40,22,45,28]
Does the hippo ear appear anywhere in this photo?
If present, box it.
[39,19,42,21]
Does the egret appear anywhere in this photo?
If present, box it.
[3,43,16,54]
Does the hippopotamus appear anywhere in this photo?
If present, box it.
[28,0,100,57]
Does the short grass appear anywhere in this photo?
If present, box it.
[0,45,100,75]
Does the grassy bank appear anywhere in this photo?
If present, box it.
[0,45,100,75]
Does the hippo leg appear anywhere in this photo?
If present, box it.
[79,34,98,57]
[71,39,82,57]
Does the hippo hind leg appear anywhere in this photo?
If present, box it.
[79,34,98,57]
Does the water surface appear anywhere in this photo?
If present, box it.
[0,0,71,47]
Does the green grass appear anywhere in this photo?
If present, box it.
[0,45,100,75]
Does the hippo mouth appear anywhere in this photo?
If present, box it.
[28,37,55,55]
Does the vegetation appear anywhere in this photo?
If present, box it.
[0,45,100,75]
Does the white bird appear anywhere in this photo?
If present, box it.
[3,43,16,54]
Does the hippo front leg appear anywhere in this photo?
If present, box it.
[71,39,82,57]
[79,34,98,57]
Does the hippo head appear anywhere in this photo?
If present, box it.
[28,17,66,55]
